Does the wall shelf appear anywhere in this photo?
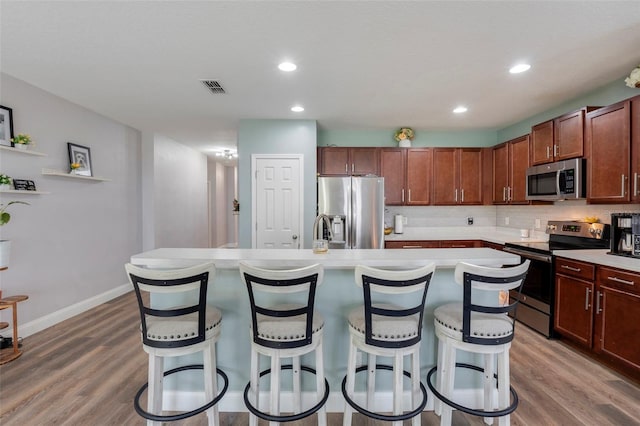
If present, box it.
[41,169,110,182]
[0,146,47,157]
[0,189,49,195]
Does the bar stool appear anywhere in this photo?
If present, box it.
[239,262,329,426]
[125,262,228,426]
[342,263,436,426]
[427,260,530,426]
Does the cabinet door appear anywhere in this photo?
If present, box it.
[492,143,509,204]
[509,135,531,204]
[350,148,379,176]
[594,286,640,372]
[406,149,431,205]
[554,109,585,160]
[531,120,554,165]
[632,95,640,202]
[554,274,594,348]
[319,147,350,176]
[459,148,483,204]
[432,148,457,205]
[380,149,405,205]
[586,101,631,203]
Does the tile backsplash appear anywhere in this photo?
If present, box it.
[385,200,640,231]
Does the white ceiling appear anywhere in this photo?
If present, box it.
[2,1,640,157]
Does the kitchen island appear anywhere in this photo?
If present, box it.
[130,247,520,413]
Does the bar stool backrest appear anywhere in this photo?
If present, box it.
[239,262,324,350]
[355,263,436,348]
[454,260,530,345]
[125,262,216,349]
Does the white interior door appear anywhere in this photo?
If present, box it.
[252,154,303,249]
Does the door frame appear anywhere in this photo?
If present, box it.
[251,153,304,249]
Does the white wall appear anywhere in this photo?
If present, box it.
[153,135,208,248]
[0,73,142,329]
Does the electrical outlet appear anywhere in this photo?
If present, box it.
[403,216,408,225]
[467,217,474,225]
[505,217,510,225]
[535,219,541,229]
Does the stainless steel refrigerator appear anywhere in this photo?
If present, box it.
[317,176,385,249]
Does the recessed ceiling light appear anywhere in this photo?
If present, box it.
[453,106,468,114]
[291,105,304,112]
[278,62,297,72]
[509,63,531,74]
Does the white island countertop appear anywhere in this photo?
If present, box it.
[131,247,520,270]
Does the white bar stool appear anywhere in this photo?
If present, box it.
[342,263,436,426]
[239,262,329,426]
[125,261,228,426]
[427,260,530,426]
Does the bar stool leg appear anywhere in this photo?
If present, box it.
[412,348,421,426]
[367,353,376,409]
[316,341,327,426]
[343,336,357,426]
[293,355,301,414]
[203,344,220,426]
[393,352,403,426]
[249,348,260,426]
[498,350,510,426]
[484,353,495,425]
[147,354,164,426]
[440,343,456,426]
[434,339,444,416]
[270,353,281,426]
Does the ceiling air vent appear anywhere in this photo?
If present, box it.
[200,80,226,94]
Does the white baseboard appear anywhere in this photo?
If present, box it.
[18,283,131,338]
[161,388,487,413]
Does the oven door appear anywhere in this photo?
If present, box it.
[503,246,554,337]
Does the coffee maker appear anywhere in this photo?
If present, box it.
[610,213,640,258]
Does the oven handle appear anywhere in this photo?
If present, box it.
[503,246,552,263]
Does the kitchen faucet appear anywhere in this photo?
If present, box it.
[313,214,334,241]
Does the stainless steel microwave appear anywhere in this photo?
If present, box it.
[526,158,585,201]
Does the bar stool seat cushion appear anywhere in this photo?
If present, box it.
[348,303,420,342]
[254,303,324,342]
[434,302,514,341]
[145,305,222,343]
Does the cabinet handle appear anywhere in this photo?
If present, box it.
[546,146,550,159]
[507,186,512,201]
[402,189,405,203]
[607,276,635,286]
[561,264,581,272]
[596,291,603,314]
[585,288,591,311]
[503,187,507,202]
[402,245,422,249]
[408,189,412,203]
[352,163,355,173]
[634,172,638,197]
[461,189,465,203]
[455,188,458,202]
[345,163,348,173]
[553,144,559,157]
[622,174,627,197]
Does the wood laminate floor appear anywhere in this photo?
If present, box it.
[1,292,638,425]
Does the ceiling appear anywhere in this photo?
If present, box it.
[2,1,639,157]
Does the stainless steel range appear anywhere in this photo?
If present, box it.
[503,220,610,337]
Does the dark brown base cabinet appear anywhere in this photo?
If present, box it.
[385,240,480,249]
[555,257,640,379]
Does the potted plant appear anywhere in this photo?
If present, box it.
[394,127,415,147]
[625,65,640,88]
[0,174,11,191]
[11,133,32,150]
[0,201,29,269]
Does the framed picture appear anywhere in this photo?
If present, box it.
[0,105,14,147]
[13,179,37,191]
[67,143,92,176]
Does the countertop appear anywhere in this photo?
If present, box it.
[131,247,520,270]
[384,226,548,245]
[553,249,640,274]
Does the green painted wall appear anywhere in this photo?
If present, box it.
[498,76,639,142]
[237,119,317,248]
